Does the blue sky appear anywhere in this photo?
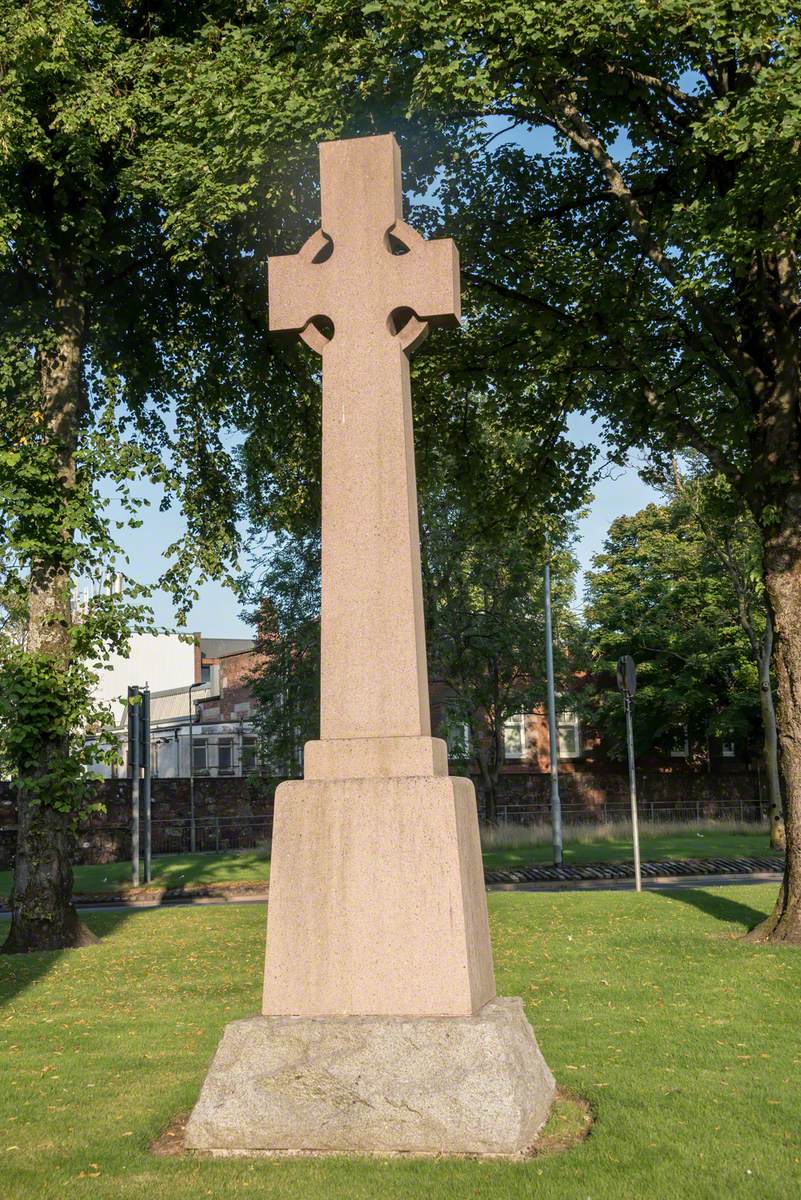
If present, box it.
[117,413,659,639]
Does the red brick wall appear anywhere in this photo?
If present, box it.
[0,777,276,868]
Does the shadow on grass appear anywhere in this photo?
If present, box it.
[0,908,134,1007]
[150,854,264,888]
[656,887,769,931]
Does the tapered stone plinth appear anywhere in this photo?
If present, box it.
[263,770,494,1018]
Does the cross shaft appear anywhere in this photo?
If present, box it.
[268,134,460,745]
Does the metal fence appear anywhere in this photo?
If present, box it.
[2,796,768,870]
[490,798,765,827]
[69,815,272,864]
[151,816,271,855]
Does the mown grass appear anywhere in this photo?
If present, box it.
[1,886,799,1198]
[0,822,775,899]
[0,849,271,899]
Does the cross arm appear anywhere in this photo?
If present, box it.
[268,229,334,344]
[389,220,461,329]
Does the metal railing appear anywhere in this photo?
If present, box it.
[3,797,767,871]
[489,798,765,827]
[150,816,271,855]
[71,815,272,863]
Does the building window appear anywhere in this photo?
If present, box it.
[721,739,736,758]
[557,710,582,759]
[503,713,527,760]
[192,737,208,775]
[670,727,689,758]
[445,722,471,759]
[217,737,234,775]
[242,736,259,773]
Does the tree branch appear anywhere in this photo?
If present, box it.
[544,89,770,394]
[602,62,701,109]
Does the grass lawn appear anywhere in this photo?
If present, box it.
[0,849,271,899]
[1,885,799,1198]
[0,827,775,899]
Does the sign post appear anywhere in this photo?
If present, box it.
[616,655,642,893]
[141,686,152,884]
[127,685,151,886]
[127,686,141,888]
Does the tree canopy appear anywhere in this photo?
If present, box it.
[307,0,801,942]
[584,496,763,761]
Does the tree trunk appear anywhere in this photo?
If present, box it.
[747,500,801,943]
[757,624,785,851]
[477,747,498,824]
[2,801,96,953]
[2,266,96,954]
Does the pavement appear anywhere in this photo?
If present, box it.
[487,870,781,894]
[0,873,781,916]
[0,853,784,918]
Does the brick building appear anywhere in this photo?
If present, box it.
[90,634,760,819]
[94,635,264,781]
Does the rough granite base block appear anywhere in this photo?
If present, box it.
[184,997,555,1157]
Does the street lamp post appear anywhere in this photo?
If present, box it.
[543,552,563,866]
[141,685,152,884]
[617,655,642,893]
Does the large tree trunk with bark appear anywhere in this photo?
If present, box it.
[2,266,96,955]
[757,627,785,851]
[747,492,801,943]
[3,799,96,953]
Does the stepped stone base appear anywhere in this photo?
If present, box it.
[185,997,555,1157]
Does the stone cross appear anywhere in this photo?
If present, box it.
[186,134,555,1155]
[268,134,459,761]
[263,133,495,1018]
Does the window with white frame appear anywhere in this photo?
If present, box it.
[557,709,582,759]
[241,735,258,774]
[217,737,234,775]
[670,727,689,758]
[503,713,527,760]
[445,722,471,759]
[192,737,209,775]
[721,739,736,758]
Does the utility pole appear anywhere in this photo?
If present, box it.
[617,655,642,893]
[543,552,563,866]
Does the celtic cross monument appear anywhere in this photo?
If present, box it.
[186,134,555,1156]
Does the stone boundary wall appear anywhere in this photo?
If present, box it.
[0,766,762,868]
[0,777,277,868]
[490,766,761,815]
